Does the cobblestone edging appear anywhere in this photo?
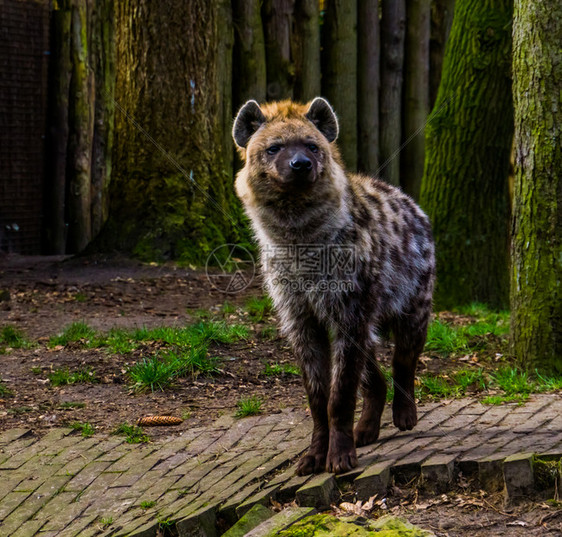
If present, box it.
[0,394,561,536]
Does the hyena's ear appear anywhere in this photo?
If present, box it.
[232,100,266,148]
[305,97,339,143]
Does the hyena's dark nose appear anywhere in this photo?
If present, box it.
[289,153,313,173]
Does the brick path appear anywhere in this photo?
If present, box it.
[1,394,561,536]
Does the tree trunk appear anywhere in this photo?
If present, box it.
[429,0,455,108]
[321,0,358,171]
[293,0,321,102]
[233,0,267,106]
[217,0,234,183]
[67,0,94,253]
[420,0,513,310]
[401,0,430,200]
[357,0,380,175]
[379,0,406,186]
[263,0,295,101]
[90,0,115,239]
[510,0,562,374]
[47,4,72,254]
[107,0,242,262]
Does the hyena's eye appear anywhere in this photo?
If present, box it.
[266,145,281,155]
[307,144,319,153]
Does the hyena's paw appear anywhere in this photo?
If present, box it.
[354,421,381,448]
[392,398,417,431]
[296,450,327,476]
[326,431,357,474]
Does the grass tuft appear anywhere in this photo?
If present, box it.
[49,367,98,387]
[0,379,13,397]
[0,325,29,348]
[245,296,274,322]
[235,396,263,418]
[113,423,150,443]
[49,322,98,347]
[70,422,95,437]
[263,362,300,376]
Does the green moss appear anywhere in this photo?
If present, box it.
[277,514,433,536]
[533,456,562,491]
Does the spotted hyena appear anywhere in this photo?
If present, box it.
[232,98,435,475]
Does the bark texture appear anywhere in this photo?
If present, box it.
[66,0,94,253]
[233,0,267,105]
[510,0,562,373]
[357,0,380,175]
[263,0,295,101]
[108,0,243,262]
[321,0,358,171]
[429,0,455,108]
[379,0,406,185]
[420,0,513,310]
[293,0,321,102]
[47,5,72,254]
[401,0,430,200]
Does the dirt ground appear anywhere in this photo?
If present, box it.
[1,253,560,536]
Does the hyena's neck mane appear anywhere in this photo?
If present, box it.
[251,182,353,246]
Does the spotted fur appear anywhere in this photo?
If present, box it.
[233,98,435,475]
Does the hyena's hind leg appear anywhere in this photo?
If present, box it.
[354,352,387,447]
[391,310,430,431]
[286,315,332,476]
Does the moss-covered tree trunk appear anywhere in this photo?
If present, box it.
[357,0,380,175]
[510,0,562,374]
[233,0,267,106]
[293,0,321,102]
[379,0,405,185]
[108,0,242,262]
[401,0,430,200]
[321,0,357,171]
[66,0,94,253]
[429,0,455,108]
[263,0,295,101]
[420,0,513,310]
[90,0,115,239]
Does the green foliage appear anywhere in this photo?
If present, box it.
[245,296,274,322]
[49,367,98,387]
[425,320,467,356]
[70,422,95,437]
[263,362,300,377]
[140,500,156,509]
[490,366,533,395]
[221,301,237,315]
[418,376,454,399]
[49,322,98,347]
[127,356,178,392]
[0,379,13,397]
[74,292,88,303]
[100,517,113,528]
[127,347,220,392]
[113,423,150,444]
[424,307,509,357]
[235,396,263,418]
[482,394,528,405]
[0,325,29,348]
[59,401,86,409]
[258,326,278,340]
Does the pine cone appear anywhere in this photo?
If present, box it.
[136,415,183,427]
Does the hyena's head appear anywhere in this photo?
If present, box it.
[232,98,345,207]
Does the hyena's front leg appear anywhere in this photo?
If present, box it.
[286,315,332,476]
[326,328,367,473]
